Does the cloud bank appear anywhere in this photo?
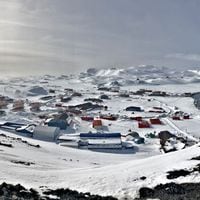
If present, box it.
[0,0,200,75]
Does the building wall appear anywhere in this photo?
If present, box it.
[33,126,60,141]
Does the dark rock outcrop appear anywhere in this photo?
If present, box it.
[167,169,191,179]
[44,188,117,200]
[0,182,117,200]
[136,182,200,200]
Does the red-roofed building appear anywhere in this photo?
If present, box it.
[92,119,102,128]
[130,116,142,121]
[150,118,162,125]
[138,120,151,128]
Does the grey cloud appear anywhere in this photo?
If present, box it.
[0,0,200,75]
[166,53,200,62]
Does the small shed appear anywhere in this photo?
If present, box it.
[81,116,94,121]
[30,102,41,112]
[130,116,142,121]
[92,119,102,128]
[172,116,181,120]
[33,126,60,141]
[47,119,68,130]
[138,120,151,128]
[12,100,24,112]
[100,115,118,121]
[126,106,142,112]
[150,118,162,125]
[183,115,190,119]
[149,109,165,113]
[153,106,164,110]
[49,89,56,93]
[100,94,109,100]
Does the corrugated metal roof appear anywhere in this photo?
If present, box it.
[80,133,121,138]
[88,138,121,145]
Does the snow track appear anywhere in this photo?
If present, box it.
[163,118,198,142]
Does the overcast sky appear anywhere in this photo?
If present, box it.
[1,0,200,75]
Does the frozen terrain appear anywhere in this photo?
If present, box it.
[80,65,200,88]
[0,65,199,199]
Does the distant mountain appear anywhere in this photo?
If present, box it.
[79,65,200,86]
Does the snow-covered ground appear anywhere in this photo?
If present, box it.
[0,131,199,199]
[0,65,199,199]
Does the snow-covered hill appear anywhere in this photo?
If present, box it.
[79,65,200,86]
[0,130,199,199]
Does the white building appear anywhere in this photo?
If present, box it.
[87,138,122,149]
[79,133,122,149]
[33,126,60,141]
